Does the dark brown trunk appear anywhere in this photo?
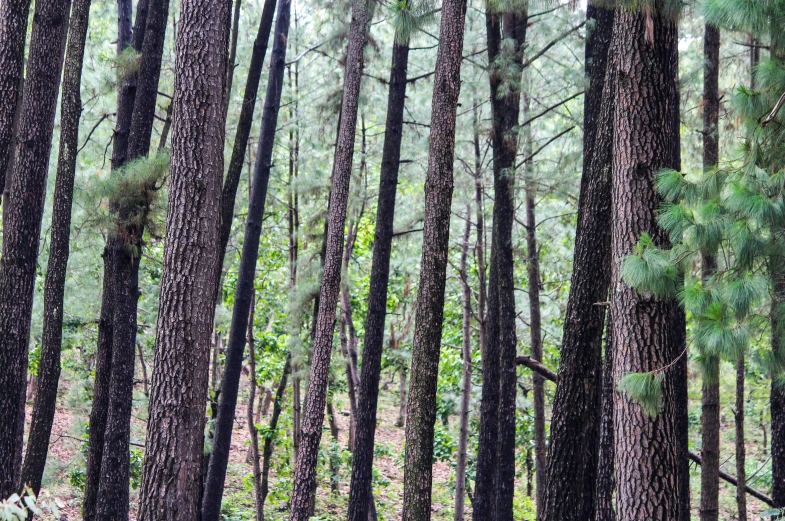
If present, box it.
[138,342,149,396]
[247,301,264,521]
[454,207,473,521]
[20,0,91,496]
[346,38,410,521]
[0,0,70,497]
[772,271,785,507]
[224,0,241,114]
[735,356,747,521]
[201,0,291,516]
[401,0,467,516]
[609,5,682,519]
[594,316,616,521]
[397,369,407,428]
[541,4,615,520]
[288,0,371,515]
[218,0,277,271]
[699,23,721,521]
[0,0,31,197]
[136,0,229,517]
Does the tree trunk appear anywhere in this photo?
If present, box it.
[609,5,682,520]
[400,0,467,516]
[201,0,291,514]
[772,272,785,508]
[246,301,264,521]
[19,0,91,496]
[454,207,473,521]
[736,356,747,521]
[397,369,407,428]
[224,0,242,114]
[594,315,616,521]
[346,37,409,521]
[260,357,291,521]
[218,0,277,271]
[541,4,615,520]
[136,0,229,517]
[0,0,31,198]
[699,23,721,521]
[288,0,371,515]
[0,0,70,498]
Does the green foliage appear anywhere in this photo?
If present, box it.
[388,0,434,44]
[0,489,63,521]
[113,47,141,85]
[431,424,456,463]
[617,371,664,417]
[621,232,680,298]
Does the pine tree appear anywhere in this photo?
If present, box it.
[136,0,229,516]
[0,0,71,498]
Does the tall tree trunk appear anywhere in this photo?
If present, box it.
[772,272,785,508]
[454,207,473,521]
[699,23,721,521]
[20,0,92,496]
[246,301,264,521]
[136,0,229,517]
[594,317,616,521]
[541,4,615,520]
[0,0,70,497]
[400,0,467,516]
[224,0,242,114]
[218,0,277,271]
[95,0,173,514]
[201,0,291,515]
[609,5,682,520]
[260,357,291,521]
[288,0,371,515]
[0,0,31,197]
[346,37,410,521]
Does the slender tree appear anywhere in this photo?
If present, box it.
[202,0,292,515]
[541,4,615,520]
[136,0,229,517]
[400,0,468,517]
[699,22,721,521]
[20,0,93,496]
[0,0,71,498]
[346,30,411,521]
[610,3,682,519]
[288,0,372,515]
[0,0,31,197]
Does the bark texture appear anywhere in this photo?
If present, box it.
[346,38,410,521]
[288,0,370,516]
[201,0,291,515]
[400,0,467,516]
[0,0,31,196]
[609,5,682,520]
[594,318,616,521]
[136,0,229,517]
[0,0,70,497]
[20,0,92,496]
[541,4,615,520]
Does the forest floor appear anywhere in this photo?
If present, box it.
[25,365,773,520]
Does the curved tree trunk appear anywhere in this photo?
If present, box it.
[0,0,70,498]
[20,0,92,496]
[400,0,467,516]
[346,38,410,521]
[201,0,292,515]
[288,0,371,515]
[136,0,229,517]
[609,5,682,520]
[0,0,31,198]
[541,4,615,520]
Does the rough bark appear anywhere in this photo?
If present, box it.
[0,0,31,197]
[400,0,467,516]
[346,38,410,521]
[594,316,616,521]
[136,0,229,517]
[541,4,615,520]
[201,0,291,515]
[609,5,682,520]
[454,208,473,521]
[699,23,721,521]
[218,0,277,271]
[20,0,92,496]
[772,272,785,508]
[0,0,70,497]
[288,0,370,515]
[735,356,748,521]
